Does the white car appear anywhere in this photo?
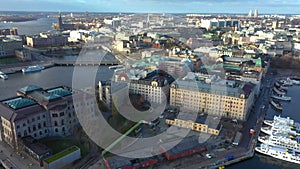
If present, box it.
[206,154,212,159]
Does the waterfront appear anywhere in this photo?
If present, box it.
[0,66,114,100]
[0,17,56,35]
[229,84,300,169]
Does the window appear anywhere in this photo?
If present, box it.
[61,120,64,125]
[38,123,41,129]
[54,121,58,126]
[55,128,58,132]
[23,123,26,127]
[43,115,46,118]
[37,116,40,120]
[34,133,36,137]
[32,118,35,122]
[59,112,64,117]
[33,125,36,131]
[43,122,46,127]
[52,113,58,118]
[16,125,20,129]
[39,131,42,135]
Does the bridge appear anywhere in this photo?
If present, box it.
[53,60,119,66]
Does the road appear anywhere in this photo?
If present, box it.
[0,141,40,169]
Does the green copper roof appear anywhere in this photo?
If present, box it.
[19,85,42,94]
[47,87,72,97]
[3,97,36,110]
[255,57,262,67]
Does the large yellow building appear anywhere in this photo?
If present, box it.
[170,77,255,121]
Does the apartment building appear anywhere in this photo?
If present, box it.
[129,70,174,104]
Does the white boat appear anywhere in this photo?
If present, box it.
[0,71,8,80]
[280,79,293,87]
[271,95,291,101]
[109,65,124,69]
[269,99,282,111]
[255,143,300,164]
[288,77,300,85]
[262,116,300,136]
[261,126,272,135]
[258,133,300,152]
[273,87,286,95]
[264,116,298,127]
[22,65,45,73]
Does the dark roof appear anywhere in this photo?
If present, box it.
[160,136,205,156]
[21,136,51,157]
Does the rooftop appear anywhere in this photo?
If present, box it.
[44,146,79,164]
[47,87,72,97]
[172,79,251,98]
[2,97,36,110]
[18,85,43,95]
[160,136,206,156]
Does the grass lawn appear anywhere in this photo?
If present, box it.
[0,57,18,63]
[44,146,79,164]
[40,138,90,157]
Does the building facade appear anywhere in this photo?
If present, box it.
[0,37,23,58]
[129,70,174,104]
[0,85,92,149]
[170,78,255,121]
[26,35,68,48]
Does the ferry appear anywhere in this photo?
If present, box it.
[271,94,291,101]
[258,133,300,152]
[255,143,300,164]
[22,65,45,73]
[269,99,282,111]
[0,71,8,80]
[264,116,299,127]
[261,125,300,136]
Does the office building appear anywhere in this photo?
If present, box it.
[200,19,240,30]
[0,85,93,149]
[129,70,174,104]
[170,73,255,121]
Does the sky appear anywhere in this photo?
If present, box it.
[1,0,300,14]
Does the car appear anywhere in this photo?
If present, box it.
[206,154,212,159]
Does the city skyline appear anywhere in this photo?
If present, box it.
[1,0,300,14]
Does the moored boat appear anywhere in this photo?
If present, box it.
[269,99,282,111]
[0,71,8,80]
[271,94,291,101]
[22,65,45,73]
[255,143,300,165]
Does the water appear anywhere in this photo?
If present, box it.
[0,17,56,35]
[0,66,114,100]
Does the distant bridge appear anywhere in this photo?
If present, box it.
[53,60,119,66]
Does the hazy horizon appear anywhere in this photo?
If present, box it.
[0,0,300,14]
